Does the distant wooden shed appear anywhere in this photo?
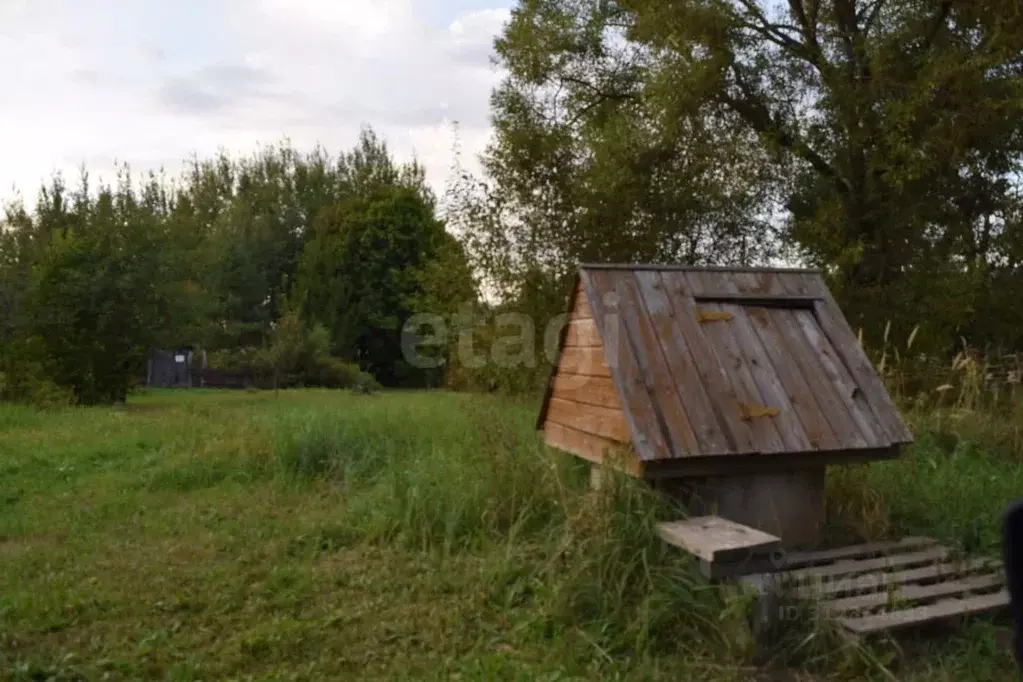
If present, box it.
[537,264,914,546]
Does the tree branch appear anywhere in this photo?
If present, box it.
[787,0,825,69]
[558,75,636,102]
[833,0,859,69]
[556,75,638,126]
[733,0,824,70]
[921,0,955,53]
[859,0,888,36]
[719,67,849,196]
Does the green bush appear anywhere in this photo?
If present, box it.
[306,357,362,389]
[0,340,76,409]
[204,313,376,390]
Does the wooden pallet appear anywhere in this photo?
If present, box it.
[753,536,1010,637]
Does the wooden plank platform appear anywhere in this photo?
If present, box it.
[657,516,783,579]
[656,520,1008,638]
[764,538,1008,637]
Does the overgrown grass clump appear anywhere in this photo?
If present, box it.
[266,394,732,662]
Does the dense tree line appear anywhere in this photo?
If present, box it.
[448,0,1023,364]
[5,1,1023,404]
[0,130,478,405]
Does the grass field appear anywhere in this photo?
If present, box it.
[1,389,1020,681]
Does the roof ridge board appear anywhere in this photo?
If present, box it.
[577,264,822,274]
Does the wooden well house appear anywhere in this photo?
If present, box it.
[537,264,914,548]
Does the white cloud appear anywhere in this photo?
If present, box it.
[0,0,510,209]
[258,0,409,46]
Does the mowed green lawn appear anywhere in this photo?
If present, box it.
[0,389,1019,681]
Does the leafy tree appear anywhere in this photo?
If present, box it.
[473,0,1023,353]
[0,128,485,402]
[402,234,481,388]
[447,2,784,303]
[26,170,192,404]
[297,185,455,386]
[257,300,371,391]
[630,0,1023,348]
[337,127,432,201]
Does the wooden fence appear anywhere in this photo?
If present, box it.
[195,368,278,390]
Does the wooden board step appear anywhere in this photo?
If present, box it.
[780,536,937,571]
[747,537,1009,637]
[841,590,1009,636]
[790,557,1003,600]
[657,516,782,579]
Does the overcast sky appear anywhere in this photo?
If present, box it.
[0,0,511,209]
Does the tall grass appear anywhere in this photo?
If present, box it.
[3,385,1019,679]
[261,394,943,678]
[827,325,1023,552]
[266,395,734,668]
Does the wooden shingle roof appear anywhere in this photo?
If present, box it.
[538,264,913,470]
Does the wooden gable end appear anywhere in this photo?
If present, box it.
[539,279,643,476]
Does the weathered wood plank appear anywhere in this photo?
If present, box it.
[742,271,783,295]
[780,537,938,570]
[770,308,868,450]
[695,271,739,297]
[613,272,703,457]
[791,309,885,449]
[702,272,814,453]
[613,271,730,457]
[570,282,594,320]
[790,558,1001,599]
[557,346,611,377]
[656,516,782,564]
[536,277,583,431]
[662,271,757,454]
[632,271,733,455]
[694,302,789,454]
[642,446,899,479]
[743,304,840,451]
[551,372,622,410]
[775,272,811,295]
[583,270,672,461]
[542,421,644,476]
[801,274,913,444]
[546,397,630,442]
[579,264,820,275]
[694,270,811,298]
[810,298,907,444]
[783,546,952,584]
[821,573,1006,615]
[840,590,1009,635]
[563,318,602,347]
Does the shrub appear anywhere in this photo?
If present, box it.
[307,357,362,389]
[0,341,76,409]
[204,317,374,391]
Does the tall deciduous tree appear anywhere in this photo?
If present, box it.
[447,0,784,304]
[624,0,1023,348]
[27,169,193,404]
[296,185,463,386]
[471,0,1023,352]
